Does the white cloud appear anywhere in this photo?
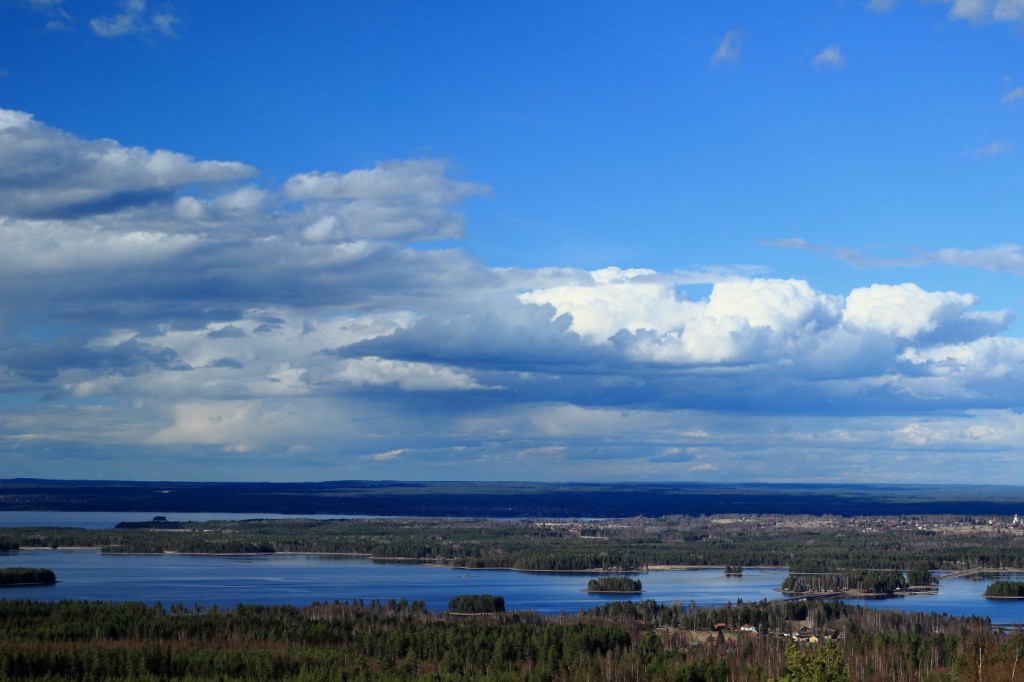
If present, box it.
[0,218,199,273]
[892,412,1024,449]
[151,13,180,37]
[148,400,264,451]
[902,336,1024,381]
[842,283,976,339]
[17,0,75,31]
[333,356,492,391]
[971,141,1012,157]
[525,275,843,364]
[0,108,255,218]
[705,279,842,333]
[1003,86,1024,103]
[89,0,179,38]
[812,44,847,69]
[711,28,745,66]
[519,267,703,344]
[172,186,268,221]
[4,108,1024,481]
[363,449,405,461]
[926,244,1024,273]
[286,160,490,241]
[941,0,1024,23]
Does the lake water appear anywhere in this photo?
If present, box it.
[2,512,1023,620]
[2,549,1023,620]
[0,511,374,530]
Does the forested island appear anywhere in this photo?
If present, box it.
[0,595,1019,681]
[586,576,643,593]
[3,514,1024,575]
[0,567,56,587]
[780,570,909,598]
[983,580,1024,598]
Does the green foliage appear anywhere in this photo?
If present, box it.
[586,576,642,592]
[906,566,937,586]
[447,594,505,613]
[983,580,1024,597]
[0,596,1018,681]
[0,567,55,586]
[774,640,850,682]
[781,570,907,596]
[3,514,1024,574]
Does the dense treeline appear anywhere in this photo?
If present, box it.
[0,597,1020,681]
[984,580,1024,598]
[586,576,642,592]
[0,567,55,586]
[4,515,1024,573]
[447,594,505,613]
[907,566,938,586]
[781,570,908,596]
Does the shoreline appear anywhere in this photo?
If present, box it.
[9,548,1022,588]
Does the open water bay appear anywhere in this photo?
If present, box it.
[2,513,1023,620]
[0,549,783,613]
[2,549,1023,621]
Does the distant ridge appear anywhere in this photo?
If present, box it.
[3,479,1024,517]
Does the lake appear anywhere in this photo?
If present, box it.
[2,512,1023,620]
[0,511,373,530]
[2,549,1023,620]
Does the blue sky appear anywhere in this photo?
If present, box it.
[3,0,1024,483]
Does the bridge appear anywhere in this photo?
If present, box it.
[937,568,1020,581]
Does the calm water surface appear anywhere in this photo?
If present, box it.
[2,550,1023,619]
[0,511,375,529]
[2,512,1023,619]
[0,550,784,613]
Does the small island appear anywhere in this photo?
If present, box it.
[586,576,642,593]
[983,580,1024,599]
[0,567,57,587]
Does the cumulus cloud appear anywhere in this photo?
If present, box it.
[711,28,745,66]
[173,186,269,222]
[0,109,255,219]
[519,267,703,344]
[902,337,1024,381]
[812,44,847,69]
[525,275,843,364]
[4,107,1024,482]
[285,160,490,241]
[842,283,977,339]
[0,218,200,273]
